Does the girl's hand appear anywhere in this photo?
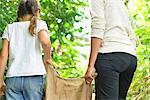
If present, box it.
[0,82,5,96]
[44,59,52,66]
[84,67,94,84]
[44,59,52,72]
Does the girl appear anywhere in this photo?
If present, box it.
[0,0,51,100]
[85,0,137,100]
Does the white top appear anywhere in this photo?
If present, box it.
[91,0,136,56]
[2,20,49,77]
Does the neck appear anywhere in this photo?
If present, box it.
[20,14,33,21]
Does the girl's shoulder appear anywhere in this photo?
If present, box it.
[12,21,30,25]
[7,21,30,28]
[37,20,47,25]
[36,20,48,33]
[9,20,47,26]
[6,20,47,30]
[36,20,48,28]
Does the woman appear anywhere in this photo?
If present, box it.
[85,0,137,100]
[0,0,51,99]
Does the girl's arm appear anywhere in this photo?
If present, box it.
[0,39,9,95]
[38,30,51,72]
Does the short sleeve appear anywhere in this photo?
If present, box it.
[36,20,49,37]
[2,25,9,41]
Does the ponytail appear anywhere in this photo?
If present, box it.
[26,0,39,36]
[29,16,37,36]
[17,0,40,36]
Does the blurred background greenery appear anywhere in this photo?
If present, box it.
[0,0,150,99]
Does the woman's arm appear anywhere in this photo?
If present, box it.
[0,39,9,95]
[88,38,102,69]
[84,38,102,84]
[38,30,51,71]
[84,0,105,84]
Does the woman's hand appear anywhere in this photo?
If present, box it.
[84,37,102,84]
[84,66,94,84]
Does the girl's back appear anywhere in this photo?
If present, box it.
[2,20,48,77]
[0,1,51,99]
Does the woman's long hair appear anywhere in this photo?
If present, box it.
[17,0,41,36]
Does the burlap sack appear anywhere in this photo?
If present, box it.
[0,96,5,100]
[0,84,5,100]
[0,66,92,100]
[45,66,92,100]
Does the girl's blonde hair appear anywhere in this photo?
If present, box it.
[17,0,41,36]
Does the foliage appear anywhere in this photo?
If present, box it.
[127,0,150,99]
[0,37,2,49]
[0,0,88,78]
[0,0,150,99]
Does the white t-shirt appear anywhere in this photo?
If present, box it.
[2,20,49,77]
